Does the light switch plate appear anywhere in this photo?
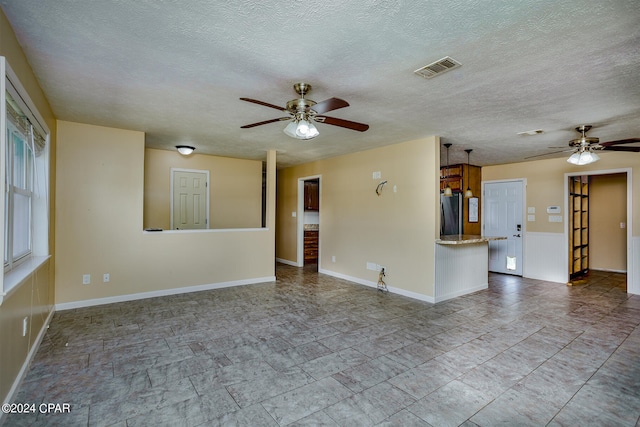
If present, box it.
[548,215,563,223]
[527,215,535,222]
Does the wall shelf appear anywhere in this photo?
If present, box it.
[568,176,589,279]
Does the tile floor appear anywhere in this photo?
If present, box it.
[3,265,639,426]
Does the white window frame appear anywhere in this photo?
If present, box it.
[0,57,51,305]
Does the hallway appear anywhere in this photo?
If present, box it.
[4,265,639,426]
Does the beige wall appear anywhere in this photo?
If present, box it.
[590,173,627,271]
[55,121,275,305]
[277,137,441,298]
[483,152,638,235]
[144,148,262,229]
[0,9,57,407]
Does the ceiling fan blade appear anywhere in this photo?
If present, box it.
[311,98,349,115]
[602,145,640,152]
[241,117,290,129]
[524,149,572,159]
[600,138,640,152]
[315,116,369,132]
[240,98,286,112]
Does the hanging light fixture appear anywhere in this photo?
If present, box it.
[567,125,600,165]
[567,146,600,165]
[443,143,453,197]
[283,113,319,140]
[176,145,195,155]
[464,149,473,198]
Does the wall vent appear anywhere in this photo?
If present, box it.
[414,56,461,79]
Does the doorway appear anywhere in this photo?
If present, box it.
[297,176,321,269]
[483,180,525,276]
[566,170,629,290]
[171,168,209,230]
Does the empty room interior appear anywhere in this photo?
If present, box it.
[0,2,639,426]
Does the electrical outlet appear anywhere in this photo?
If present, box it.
[332,256,336,263]
[372,171,381,179]
[82,274,90,285]
[103,273,110,283]
[366,262,377,270]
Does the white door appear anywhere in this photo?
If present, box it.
[484,180,524,275]
[172,169,209,230]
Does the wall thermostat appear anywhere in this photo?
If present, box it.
[546,206,561,214]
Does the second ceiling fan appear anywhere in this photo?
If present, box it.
[240,83,369,140]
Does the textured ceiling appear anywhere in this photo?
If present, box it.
[1,0,639,167]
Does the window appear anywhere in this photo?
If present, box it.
[1,57,50,300]
[5,93,42,268]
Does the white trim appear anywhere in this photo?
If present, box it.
[435,284,487,303]
[55,276,276,311]
[319,268,435,304]
[631,236,640,295]
[590,268,627,274]
[170,168,210,230]
[564,168,633,290]
[297,175,322,267]
[1,307,54,421]
[1,255,50,304]
[275,257,298,267]
[143,227,268,234]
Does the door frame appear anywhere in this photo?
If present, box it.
[564,168,633,290]
[297,175,321,267]
[170,168,210,230]
[481,178,527,275]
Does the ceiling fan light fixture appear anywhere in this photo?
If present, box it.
[283,121,298,138]
[176,145,195,155]
[567,149,599,165]
[284,117,319,140]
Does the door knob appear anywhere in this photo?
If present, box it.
[513,234,521,237]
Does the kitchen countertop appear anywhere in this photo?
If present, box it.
[436,235,507,245]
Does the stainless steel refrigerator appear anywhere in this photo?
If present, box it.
[440,193,463,235]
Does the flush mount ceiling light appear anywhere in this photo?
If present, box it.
[240,83,369,141]
[176,145,195,155]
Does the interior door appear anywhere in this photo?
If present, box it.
[484,180,524,275]
[172,169,209,230]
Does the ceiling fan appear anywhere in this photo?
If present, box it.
[526,125,640,165]
[240,83,369,140]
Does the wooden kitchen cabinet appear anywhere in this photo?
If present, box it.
[440,163,482,235]
[304,230,318,264]
[304,180,319,211]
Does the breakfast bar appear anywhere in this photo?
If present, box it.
[434,235,506,302]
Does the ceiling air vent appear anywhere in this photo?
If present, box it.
[414,56,461,79]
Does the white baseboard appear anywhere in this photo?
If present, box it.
[319,268,435,304]
[275,257,299,267]
[1,307,55,420]
[55,276,276,311]
[590,268,627,274]
[435,283,488,303]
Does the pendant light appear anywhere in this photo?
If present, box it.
[443,143,453,197]
[464,149,473,198]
